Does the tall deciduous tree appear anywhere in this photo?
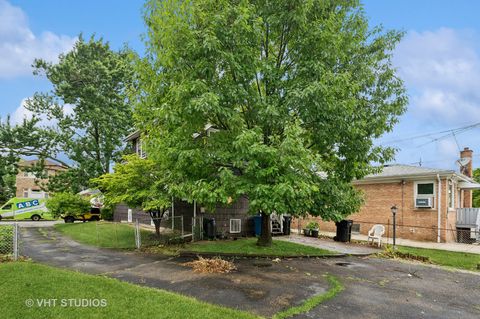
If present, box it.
[93,154,172,237]
[136,0,407,245]
[0,36,135,193]
[0,152,18,204]
[473,168,480,208]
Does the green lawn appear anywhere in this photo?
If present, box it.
[55,223,336,256]
[55,222,139,249]
[395,246,480,271]
[0,262,259,319]
[185,238,336,256]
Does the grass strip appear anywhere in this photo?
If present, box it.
[186,238,336,257]
[272,274,344,319]
[382,245,480,271]
[0,261,260,319]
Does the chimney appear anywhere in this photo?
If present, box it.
[460,147,473,177]
[460,147,473,208]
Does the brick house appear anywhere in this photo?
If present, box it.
[15,159,65,199]
[295,148,480,243]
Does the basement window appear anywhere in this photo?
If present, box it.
[229,219,241,234]
[351,224,360,234]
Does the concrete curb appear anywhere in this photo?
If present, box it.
[179,251,376,259]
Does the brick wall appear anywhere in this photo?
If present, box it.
[293,178,459,243]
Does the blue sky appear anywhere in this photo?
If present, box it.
[1,0,480,170]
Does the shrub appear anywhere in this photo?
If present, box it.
[306,221,319,230]
[46,192,91,218]
[101,206,114,221]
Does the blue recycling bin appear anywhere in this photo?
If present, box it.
[253,215,262,236]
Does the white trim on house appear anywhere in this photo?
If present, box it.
[414,180,435,209]
[229,219,241,234]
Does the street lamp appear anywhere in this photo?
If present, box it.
[391,205,397,249]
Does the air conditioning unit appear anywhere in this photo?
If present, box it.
[416,198,432,208]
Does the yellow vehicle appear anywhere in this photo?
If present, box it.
[62,207,101,223]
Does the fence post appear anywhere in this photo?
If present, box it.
[387,219,390,246]
[134,219,141,249]
[13,223,18,261]
[96,222,99,246]
[191,217,195,242]
[114,222,118,249]
[181,216,184,237]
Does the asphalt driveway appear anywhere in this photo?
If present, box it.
[19,227,480,318]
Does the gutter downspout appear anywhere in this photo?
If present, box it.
[437,174,442,243]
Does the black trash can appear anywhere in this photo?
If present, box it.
[334,220,353,242]
[283,216,292,235]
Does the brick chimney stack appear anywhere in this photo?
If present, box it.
[460,147,473,208]
[460,147,473,177]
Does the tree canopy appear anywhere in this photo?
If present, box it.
[46,192,91,219]
[0,153,18,204]
[473,168,480,208]
[0,35,135,193]
[136,0,407,245]
[93,154,172,236]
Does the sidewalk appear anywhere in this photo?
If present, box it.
[319,230,480,255]
[277,234,379,255]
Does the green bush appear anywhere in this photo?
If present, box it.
[46,192,90,218]
[101,206,114,221]
[306,221,319,230]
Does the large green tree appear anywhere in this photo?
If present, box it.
[0,152,18,204]
[0,36,135,193]
[94,154,172,236]
[136,0,407,245]
[473,168,480,208]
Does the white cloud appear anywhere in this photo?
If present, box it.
[0,0,76,78]
[394,28,480,124]
[11,97,74,126]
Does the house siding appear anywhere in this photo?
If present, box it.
[201,197,255,237]
[113,198,254,237]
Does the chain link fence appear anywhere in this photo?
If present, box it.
[0,223,19,260]
[86,217,192,249]
[191,216,204,242]
[349,220,479,244]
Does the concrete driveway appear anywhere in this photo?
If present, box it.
[19,227,480,318]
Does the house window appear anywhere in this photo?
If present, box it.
[415,181,435,208]
[351,224,360,234]
[140,140,147,159]
[448,181,455,209]
[134,138,146,158]
[23,189,28,197]
[229,219,241,234]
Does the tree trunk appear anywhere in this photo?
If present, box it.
[257,212,272,246]
[149,210,163,237]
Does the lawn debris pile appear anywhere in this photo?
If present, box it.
[182,256,237,273]
[381,248,431,263]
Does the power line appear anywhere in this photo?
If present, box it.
[379,122,480,146]
[407,154,480,166]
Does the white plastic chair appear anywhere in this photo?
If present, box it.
[367,224,385,247]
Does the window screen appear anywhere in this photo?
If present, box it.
[417,183,434,195]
